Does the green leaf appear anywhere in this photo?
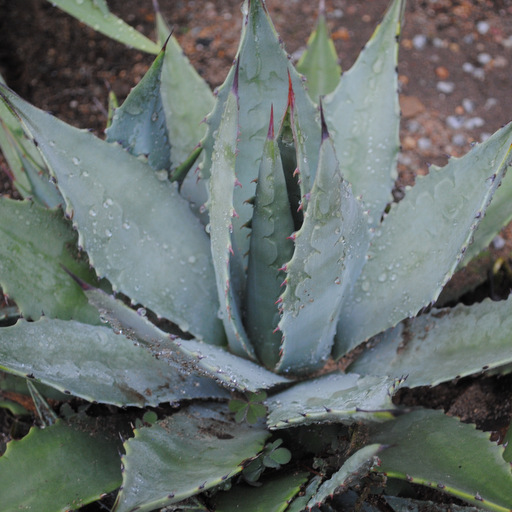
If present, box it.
[307,444,382,509]
[0,318,226,406]
[208,77,255,359]
[0,420,121,511]
[244,109,295,368]
[371,409,512,511]
[153,8,215,213]
[161,37,215,169]
[215,472,309,512]
[106,47,170,172]
[276,124,370,375]
[349,295,512,388]
[324,0,403,227]
[0,198,100,324]
[266,373,400,429]
[296,7,341,101]
[203,0,320,262]
[113,405,270,512]
[0,97,62,206]
[286,476,322,512]
[460,167,512,266]
[83,286,290,393]
[47,0,160,54]
[335,121,512,356]
[0,84,225,344]
[384,496,482,512]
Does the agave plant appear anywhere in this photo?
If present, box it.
[1,0,512,510]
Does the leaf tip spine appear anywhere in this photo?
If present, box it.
[319,98,329,141]
[267,104,275,140]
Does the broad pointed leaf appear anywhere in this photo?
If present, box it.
[335,121,512,356]
[0,198,100,324]
[47,0,160,54]
[154,10,216,214]
[276,126,370,374]
[307,444,382,509]
[0,420,121,512]
[324,0,403,227]
[203,0,320,262]
[349,295,512,388]
[84,286,291,392]
[113,405,269,512]
[371,409,512,511]
[0,84,225,344]
[296,7,341,101]
[0,72,61,205]
[158,31,215,169]
[384,496,482,511]
[244,110,295,368]
[215,472,309,512]
[286,476,322,512]
[266,373,400,429]
[0,318,226,406]
[460,168,512,266]
[106,47,171,172]
[208,77,255,358]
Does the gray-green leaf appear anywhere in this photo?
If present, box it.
[0,420,121,512]
[371,409,512,511]
[277,127,370,375]
[324,0,403,228]
[0,198,99,324]
[335,121,512,356]
[113,405,269,512]
[106,47,171,172]
[349,294,512,388]
[47,0,160,54]
[266,373,400,429]
[296,7,341,101]
[0,318,226,406]
[0,84,225,344]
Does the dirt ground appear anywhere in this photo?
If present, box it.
[1,0,512,509]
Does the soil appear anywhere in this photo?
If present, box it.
[1,0,512,510]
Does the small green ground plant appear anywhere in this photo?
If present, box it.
[1,0,512,510]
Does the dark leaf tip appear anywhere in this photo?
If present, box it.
[267,105,274,140]
[319,99,329,141]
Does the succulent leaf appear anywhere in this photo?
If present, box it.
[0,84,225,344]
[0,317,226,406]
[105,47,171,173]
[384,496,482,512]
[371,409,512,511]
[203,0,320,262]
[286,476,322,512]
[266,373,400,429]
[208,77,255,358]
[0,73,61,206]
[113,405,269,512]
[0,198,100,323]
[244,108,295,368]
[214,472,309,512]
[276,124,371,374]
[324,0,403,227]
[307,444,383,509]
[0,420,121,511]
[160,36,215,170]
[349,294,512,388]
[46,0,160,54]
[459,168,512,266]
[83,286,290,392]
[153,10,216,215]
[296,5,341,101]
[335,122,512,356]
